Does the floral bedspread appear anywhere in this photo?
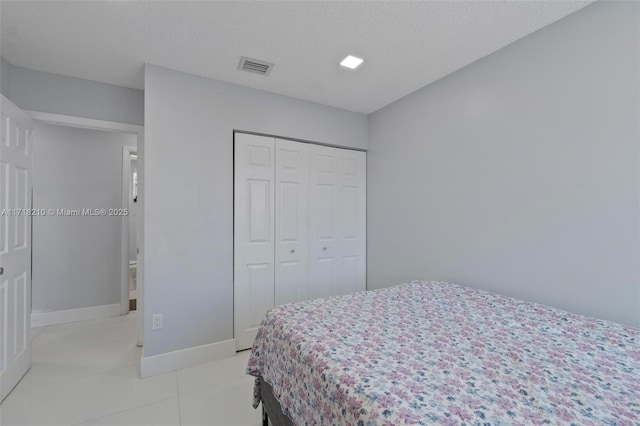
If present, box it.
[246,281,640,425]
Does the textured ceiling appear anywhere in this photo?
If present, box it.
[1,1,593,114]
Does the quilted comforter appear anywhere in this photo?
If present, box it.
[247,281,640,425]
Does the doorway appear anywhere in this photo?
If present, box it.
[31,122,137,327]
[122,147,138,313]
[25,112,143,346]
[0,104,145,401]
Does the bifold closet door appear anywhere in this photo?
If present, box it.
[234,133,275,351]
[309,145,366,299]
[274,139,309,305]
[308,145,340,299]
[337,148,366,294]
[235,133,366,350]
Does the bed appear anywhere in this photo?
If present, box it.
[246,281,640,425]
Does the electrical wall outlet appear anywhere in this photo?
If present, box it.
[152,314,163,330]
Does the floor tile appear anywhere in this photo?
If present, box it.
[3,312,263,426]
[179,377,260,426]
[75,398,180,426]
[177,350,251,395]
[1,366,177,426]
[15,315,139,391]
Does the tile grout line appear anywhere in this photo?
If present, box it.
[70,396,178,426]
[178,375,255,398]
[173,352,252,398]
[8,355,142,397]
[176,372,183,425]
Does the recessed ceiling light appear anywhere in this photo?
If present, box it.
[340,55,364,69]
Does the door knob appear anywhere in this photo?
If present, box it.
[290,249,295,254]
[322,247,327,251]
[0,267,3,275]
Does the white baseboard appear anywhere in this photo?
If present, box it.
[31,304,121,328]
[140,339,236,378]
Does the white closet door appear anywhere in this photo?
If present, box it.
[338,150,366,294]
[309,145,366,299]
[234,133,275,351]
[308,145,341,299]
[274,139,309,305]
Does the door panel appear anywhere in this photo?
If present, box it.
[247,263,273,329]
[309,145,366,299]
[275,139,308,306]
[14,166,28,249]
[309,145,340,299]
[339,150,366,294]
[316,258,337,299]
[0,95,32,401]
[13,272,27,358]
[1,161,7,255]
[275,261,300,305]
[234,134,275,351]
[15,123,29,155]
[317,155,334,174]
[316,184,336,239]
[247,179,270,244]
[341,186,358,239]
[341,256,358,295]
[279,182,299,242]
[342,157,358,177]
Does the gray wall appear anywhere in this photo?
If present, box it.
[1,56,11,99]
[143,64,367,356]
[7,63,143,125]
[32,122,137,313]
[367,1,640,327]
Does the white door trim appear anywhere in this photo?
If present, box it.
[26,111,145,348]
[26,111,142,135]
[121,146,137,316]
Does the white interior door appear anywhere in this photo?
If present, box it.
[309,145,366,299]
[308,145,341,299]
[0,95,33,401]
[338,150,366,294]
[274,139,309,305]
[234,133,275,351]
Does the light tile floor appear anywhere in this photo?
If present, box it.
[0,313,260,426]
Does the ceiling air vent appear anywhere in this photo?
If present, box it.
[238,56,274,76]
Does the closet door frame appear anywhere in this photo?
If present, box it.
[233,131,366,350]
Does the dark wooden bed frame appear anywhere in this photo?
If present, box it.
[259,377,295,426]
